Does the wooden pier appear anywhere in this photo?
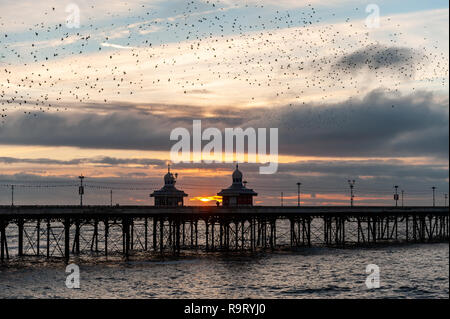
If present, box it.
[0,206,448,263]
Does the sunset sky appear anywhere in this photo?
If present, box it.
[0,0,448,206]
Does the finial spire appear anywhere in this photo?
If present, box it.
[168,163,171,172]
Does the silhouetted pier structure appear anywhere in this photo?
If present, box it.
[0,206,448,263]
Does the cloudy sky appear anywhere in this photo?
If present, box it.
[0,0,448,206]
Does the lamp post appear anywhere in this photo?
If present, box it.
[11,185,14,207]
[348,180,355,207]
[432,186,436,207]
[296,182,301,207]
[78,175,85,207]
[394,185,399,207]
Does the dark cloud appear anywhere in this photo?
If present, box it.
[332,44,425,76]
[0,156,165,167]
[273,90,449,158]
[0,90,448,159]
[0,111,174,150]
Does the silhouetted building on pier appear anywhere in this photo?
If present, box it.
[150,165,188,206]
[218,165,257,207]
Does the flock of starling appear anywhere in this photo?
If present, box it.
[0,1,448,125]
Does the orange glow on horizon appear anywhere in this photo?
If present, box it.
[190,196,223,204]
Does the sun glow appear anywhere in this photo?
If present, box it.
[190,196,223,203]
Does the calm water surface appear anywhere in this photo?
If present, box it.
[0,243,448,298]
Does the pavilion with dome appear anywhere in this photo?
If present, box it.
[217,165,258,207]
[150,165,188,207]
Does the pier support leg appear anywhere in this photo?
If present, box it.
[130,219,134,251]
[225,223,230,250]
[169,220,173,250]
[290,219,294,248]
[205,220,209,251]
[64,218,70,264]
[18,218,24,257]
[195,220,198,249]
[36,219,41,256]
[144,218,148,251]
[235,222,238,251]
[372,217,377,243]
[395,217,398,240]
[342,218,345,247]
[250,218,254,251]
[182,222,185,248]
[153,217,157,251]
[123,217,130,260]
[272,220,277,248]
[211,220,215,251]
[405,215,409,242]
[357,217,361,244]
[307,218,311,247]
[46,219,50,258]
[176,220,181,254]
[190,221,194,248]
[257,219,261,246]
[72,220,80,255]
[160,218,164,254]
[104,220,109,257]
[219,222,223,250]
[301,219,306,245]
[241,220,245,251]
[126,219,130,259]
[91,219,98,252]
[0,220,5,262]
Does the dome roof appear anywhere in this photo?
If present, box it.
[232,164,243,179]
[218,164,258,198]
[232,164,243,185]
[164,165,176,186]
[164,172,175,184]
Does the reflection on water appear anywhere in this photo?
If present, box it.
[0,243,448,299]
